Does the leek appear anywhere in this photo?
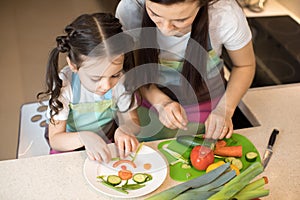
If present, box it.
[146,162,230,200]
[208,162,264,200]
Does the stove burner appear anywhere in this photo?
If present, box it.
[262,58,296,81]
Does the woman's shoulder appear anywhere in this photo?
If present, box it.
[115,0,145,30]
[209,0,245,27]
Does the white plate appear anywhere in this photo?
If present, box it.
[83,145,168,199]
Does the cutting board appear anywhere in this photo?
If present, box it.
[157,133,261,182]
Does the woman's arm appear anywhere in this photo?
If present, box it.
[140,84,188,130]
[205,41,256,139]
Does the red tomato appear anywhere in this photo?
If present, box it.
[190,145,214,170]
[118,169,133,180]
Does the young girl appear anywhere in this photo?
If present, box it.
[38,13,140,163]
[116,0,256,139]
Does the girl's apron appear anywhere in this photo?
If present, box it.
[49,73,117,154]
[141,37,225,123]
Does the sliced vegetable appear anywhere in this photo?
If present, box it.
[131,142,144,162]
[214,145,243,157]
[113,159,137,168]
[230,164,240,175]
[144,163,152,170]
[133,173,149,184]
[176,135,204,147]
[107,175,122,186]
[122,183,146,190]
[190,145,214,171]
[100,181,128,194]
[206,161,225,173]
[224,157,236,163]
[118,169,133,180]
[215,140,227,149]
[145,162,231,200]
[181,163,191,169]
[246,152,258,162]
[231,158,243,170]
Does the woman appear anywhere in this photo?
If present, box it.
[116,0,255,139]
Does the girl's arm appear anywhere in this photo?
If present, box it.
[48,120,83,151]
[140,84,188,130]
[115,109,140,158]
[205,41,256,139]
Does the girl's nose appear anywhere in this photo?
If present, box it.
[160,20,174,32]
[99,78,112,92]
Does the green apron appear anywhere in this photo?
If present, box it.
[66,73,117,140]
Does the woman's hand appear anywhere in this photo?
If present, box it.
[78,131,111,163]
[204,108,234,139]
[114,128,139,159]
[155,101,188,130]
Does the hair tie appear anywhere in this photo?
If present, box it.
[56,36,70,53]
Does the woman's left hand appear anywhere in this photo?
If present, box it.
[204,109,233,139]
[114,128,139,159]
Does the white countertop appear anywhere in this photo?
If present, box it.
[1,1,300,199]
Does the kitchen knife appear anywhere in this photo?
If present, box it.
[262,129,279,169]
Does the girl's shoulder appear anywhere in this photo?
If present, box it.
[59,66,73,85]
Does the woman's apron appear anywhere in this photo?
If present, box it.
[48,73,118,154]
[141,37,226,123]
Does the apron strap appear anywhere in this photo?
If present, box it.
[71,73,81,104]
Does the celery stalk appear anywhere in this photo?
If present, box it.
[208,162,264,200]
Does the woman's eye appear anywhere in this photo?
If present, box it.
[112,73,122,78]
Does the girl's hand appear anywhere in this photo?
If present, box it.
[114,128,139,159]
[155,101,188,130]
[78,131,111,163]
[204,109,234,139]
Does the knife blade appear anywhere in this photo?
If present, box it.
[262,129,279,169]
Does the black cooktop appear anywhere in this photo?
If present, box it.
[223,15,300,88]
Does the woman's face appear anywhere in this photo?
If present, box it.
[146,0,200,37]
[77,54,124,96]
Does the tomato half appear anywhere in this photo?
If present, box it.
[190,145,214,171]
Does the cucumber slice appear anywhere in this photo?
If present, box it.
[224,157,236,163]
[107,175,122,186]
[133,173,148,184]
[231,158,243,170]
[246,152,258,162]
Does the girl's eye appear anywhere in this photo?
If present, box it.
[112,72,122,78]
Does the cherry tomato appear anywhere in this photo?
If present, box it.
[190,145,214,170]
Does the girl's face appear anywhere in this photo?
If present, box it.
[146,0,200,37]
[77,54,124,96]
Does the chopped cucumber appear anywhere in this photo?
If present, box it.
[107,175,122,186]
[231,159,243,170]
[246,152,258,162]
[224,157,236,163]
[181,163,191,169]
[133,173,152,184]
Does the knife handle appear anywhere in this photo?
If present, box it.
[268,129,279,146]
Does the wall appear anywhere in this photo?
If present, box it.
[0,0,119,161]
[277,0,300,18]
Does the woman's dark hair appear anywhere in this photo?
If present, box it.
[138,0,220,103]
[38,13,135,123]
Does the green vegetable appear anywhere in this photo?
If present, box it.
[107,175,122,186]
[246,152,258,162]
[231,158,243,170]
[173,170,236,200]
[208,162,264,200]
[133,173,152,184]
[176,135,205,147]
[224,157,236,163]
[122,183,146,190]
[100,181,128,194]
[131,142,144,162]
[145,162,231,200]
[181,163,191,169]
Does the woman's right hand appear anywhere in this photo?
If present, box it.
[155,101,188,130]
[78,131,111,163]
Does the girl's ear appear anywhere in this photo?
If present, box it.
[66,56,78,72]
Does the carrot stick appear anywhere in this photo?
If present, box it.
[215,140,227,149]
[214,145,243,157]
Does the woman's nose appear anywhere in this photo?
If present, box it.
[161,20,174,32]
